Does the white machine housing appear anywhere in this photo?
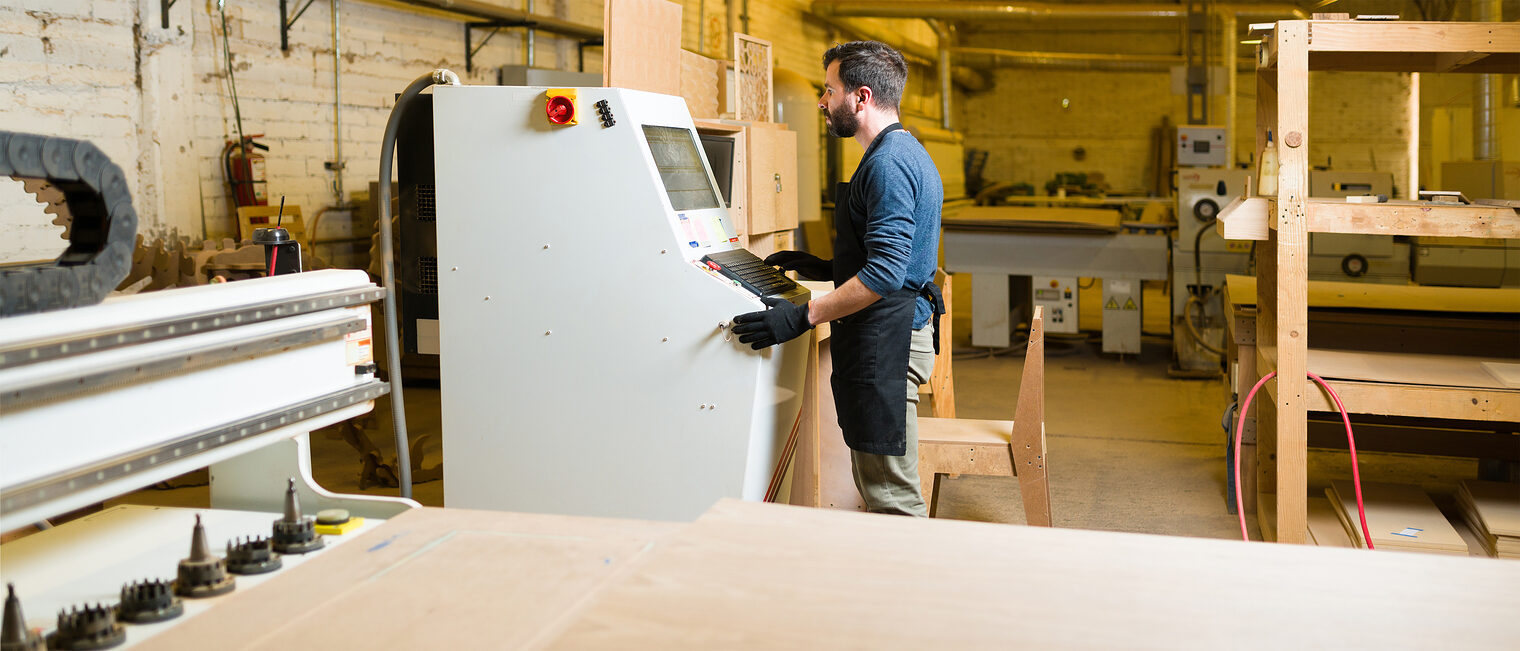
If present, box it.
[433,86,808,521]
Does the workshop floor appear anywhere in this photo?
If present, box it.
[115,274,1478,542]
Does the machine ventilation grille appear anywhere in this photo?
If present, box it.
[416,185,436,221]
[419,257,438,294]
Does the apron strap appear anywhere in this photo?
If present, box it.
[919,282,946,356]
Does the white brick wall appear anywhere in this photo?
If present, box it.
[0,0,945,264]
[0,0,607,263]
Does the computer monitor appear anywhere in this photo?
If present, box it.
[698,133,735,208]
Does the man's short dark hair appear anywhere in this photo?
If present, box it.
[822,41,907,113]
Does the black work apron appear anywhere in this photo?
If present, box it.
[830,123,943,456]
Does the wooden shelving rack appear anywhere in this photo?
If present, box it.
[1244,20,1520,543]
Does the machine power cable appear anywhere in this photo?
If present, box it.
[1184,217,1227,357]
[0,132,137,316]
[1233,371,1374,548]
[376,69,460,500]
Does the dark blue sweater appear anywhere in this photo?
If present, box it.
[851,130,942,328]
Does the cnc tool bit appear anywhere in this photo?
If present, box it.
[226,536,283,575]
[116,580,182,624]
[2,584,44,651]
[172,515,236,598]
[44,604,124,651]
[271,478,324,554]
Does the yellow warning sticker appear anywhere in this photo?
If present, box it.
[1104,297,1119,310]
[1123,298,1138,310]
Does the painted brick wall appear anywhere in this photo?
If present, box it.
[0,0,604,263]
[2,0,945,264]
[957,27,1415,196]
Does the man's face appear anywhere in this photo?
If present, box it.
[818,61,860,138]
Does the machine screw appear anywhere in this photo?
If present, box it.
[451,266,458,271]
[543,244,550,249]
[545,330,552,336]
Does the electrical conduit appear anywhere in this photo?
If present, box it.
[377,69,460,499]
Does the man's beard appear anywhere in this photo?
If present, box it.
[825,101,859,138]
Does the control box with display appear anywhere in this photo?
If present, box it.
[1032,276,1078,334]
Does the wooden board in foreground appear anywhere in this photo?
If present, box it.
[137,501,1520,649]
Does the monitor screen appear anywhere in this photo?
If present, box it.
[642,125,721,211]
[698,134,735,208]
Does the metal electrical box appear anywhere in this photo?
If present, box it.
[433,86,810,521]
[1176,126,1228,167]
[1101,279,1141,354]
[1031,276,1078,334]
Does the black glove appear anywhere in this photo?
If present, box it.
[732,297,812,350]
[764,251,832,282]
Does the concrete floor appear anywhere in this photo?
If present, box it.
[115,274,1482,543]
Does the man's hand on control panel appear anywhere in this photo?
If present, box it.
[764,251,832,282]
[732,297,812,350]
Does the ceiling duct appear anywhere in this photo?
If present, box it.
[810,1,1306,21]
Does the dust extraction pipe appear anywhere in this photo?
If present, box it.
[1474,0,1501,161]
[951,47,1179,72]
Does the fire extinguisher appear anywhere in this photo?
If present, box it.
[223,135,270,207]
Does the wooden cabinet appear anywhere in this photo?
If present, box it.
[695,120,800,248]
[745,125,798,237]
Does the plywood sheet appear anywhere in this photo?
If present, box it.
[1307,496,1356,548]
[1460,479,1520,538]
[943,205,1123,233]
[546,499,1520,648]
[1223,273,1520,313]
[1482,361,1520,388]
[1307,349,1514,390]
[602,0,681,96]
[678,49,719,119]
[142,508,681,650]
[1329,481,1467,553]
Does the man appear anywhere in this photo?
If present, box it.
[732,41,943,517]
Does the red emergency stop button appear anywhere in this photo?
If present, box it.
[545,93,577,125]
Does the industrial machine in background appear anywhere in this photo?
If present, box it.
[1172,163,1248,373]
[1418,160,1520,288]
[430,85,810,521]
[1171,165,1417,372]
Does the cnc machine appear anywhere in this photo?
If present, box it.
[430,86,810,521]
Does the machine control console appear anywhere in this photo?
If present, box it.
[701,249,809,305]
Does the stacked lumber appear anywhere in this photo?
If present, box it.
[1327,481,1467,556]
[1455,480,1520,559]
